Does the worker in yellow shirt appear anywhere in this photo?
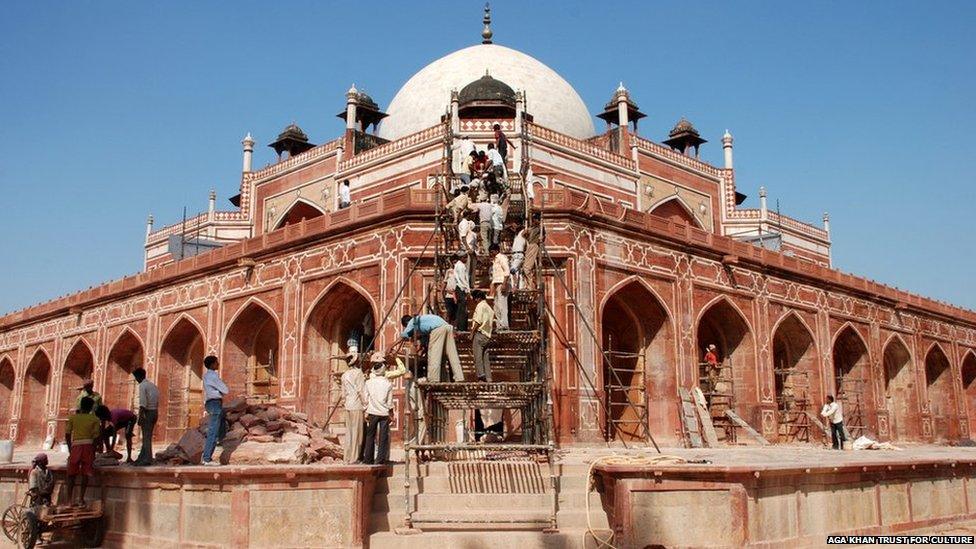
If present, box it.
[65,396,101,506]
[470,289,494,382]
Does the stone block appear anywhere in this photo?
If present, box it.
[749,483,797,541]
[176,429,206,463]
[799,480,877,536]
[910,477,966,521]
[879,481,910,525]
[249,488,352,548]
[631,490,735,547]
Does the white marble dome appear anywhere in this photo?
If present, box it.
[378,44,595,140]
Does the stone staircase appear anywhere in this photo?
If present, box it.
[367,460,610,548]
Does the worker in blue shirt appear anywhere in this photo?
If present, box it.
[401,314,464,382]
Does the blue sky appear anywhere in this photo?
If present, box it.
[0,1,973,312]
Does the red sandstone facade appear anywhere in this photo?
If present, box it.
[2,46,975,453]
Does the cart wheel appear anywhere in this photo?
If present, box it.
[79,515,106,548]
[2,504,27,542]
[19,513,38,549]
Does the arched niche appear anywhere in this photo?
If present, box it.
[158,317,206,440]
[600,280,674,443]
[696,298,757,438]
[832,325,874,437]
[0,357,14,433]
[105,330,144,409]
[648,197,703,229]
[60,340,95,420]
[962,352,976,438]
[771,313,821,442]
[302,282,376,426]
[882,337,917,440]
[275,199,326,230]
[224,302,280,403]
[19,350,51,444]
[924,344,957,441]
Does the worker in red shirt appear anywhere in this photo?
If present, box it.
[703,344,720,394]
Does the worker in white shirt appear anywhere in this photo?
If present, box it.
[339,179,352,209]
[201,355,230,465]
[491,246,510,331]
[490,195,504,247]
[821,395,846,450]
[361,353,394,465]
[452,252,471,331]
[447,190,471,223]
[458,214,477,254]
[509,223,526,289]
[485,143,506,194]
[341,355,367,463]
[132,367,159,466]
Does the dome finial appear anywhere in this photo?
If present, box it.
[481,3,493,44]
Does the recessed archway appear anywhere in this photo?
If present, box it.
[648,197,702,229]
[19,350,51,445]
[696,298,757,440]
[224,301,280,403]
[600,280,674,443]
[925,344,957,441]
[275,199,326,230]
[105,330,144,409]
[60,339,95,420]
[962,352,976,438]
[302,281,376,426]
[832,325,874,438]
[0,357,14,434]
[883,337,917,441]
[159,317,207,440]
[771,313,821,443]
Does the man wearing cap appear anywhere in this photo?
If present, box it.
[341,353,367,463]
[75,379,102,413]
[361,355,394,465]
[703,344,720,396]
[27,453,54,508]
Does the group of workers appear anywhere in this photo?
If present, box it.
[28,356,234,508]
[701,344,848,450]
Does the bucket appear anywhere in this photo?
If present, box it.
[42,436,54,450]
[0,440,12,463]
[58,442,69,454]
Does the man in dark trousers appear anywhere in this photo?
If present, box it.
[821,395,846,450]
[132,367,159,466]
[493,123,515,163]
[361,353,393,465]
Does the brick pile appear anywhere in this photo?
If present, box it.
[155,398,344,465]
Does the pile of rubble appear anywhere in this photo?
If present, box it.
[155,398,344,465]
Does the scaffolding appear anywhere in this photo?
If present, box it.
[774,367,813,442]
[837,374,868,438]
[604,335,650,442]
[400,118,557,531]
[698,359,737,443]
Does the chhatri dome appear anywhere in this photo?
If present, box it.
[378,6,595,140]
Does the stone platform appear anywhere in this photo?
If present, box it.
[2,444,976,548]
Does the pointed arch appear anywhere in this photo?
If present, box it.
[105,328,145,409]
[695,296,758,435]
[20,348,52,444]
[0,356,15,434]
[882,334,917,440]
[924,342,957,440]
[159,313,207,349]
[831,323,874,437]
[598,275,676,325]
[647,195,703,229]
[59,337,96,420]
[159,315,208,440]
[599,278,676,443]
[962,350,976,438]
[302,278,378,425]
[223,298,281,402]
[771,311,821,442]
[274,198,326,230]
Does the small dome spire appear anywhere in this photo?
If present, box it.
[481,3,493,44]
[616,81,627,92]
[242,132,254,146]
[347,83,358,95]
